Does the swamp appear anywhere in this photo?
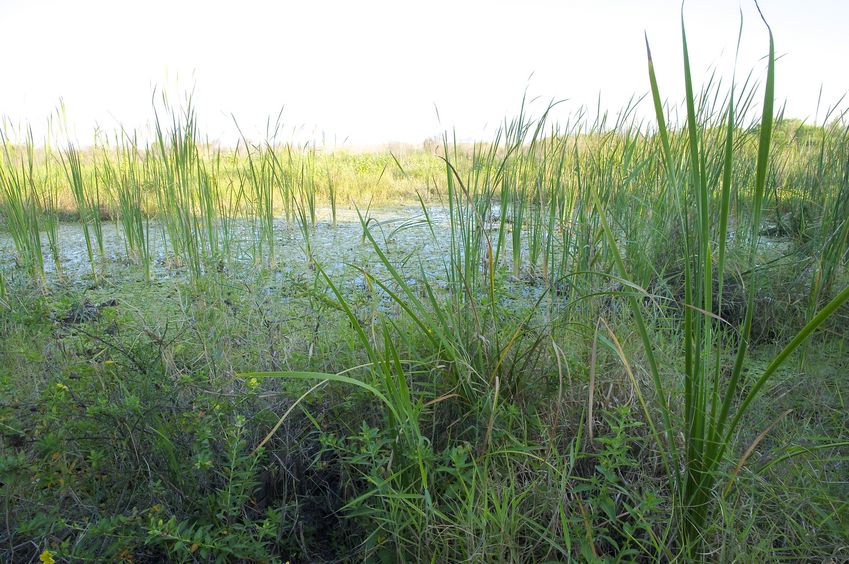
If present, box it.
[1,6,849,563]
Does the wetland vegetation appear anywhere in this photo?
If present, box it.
[1,15,848,563]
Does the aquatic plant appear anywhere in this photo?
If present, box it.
[597,9,849,555]
[0,127,45,285]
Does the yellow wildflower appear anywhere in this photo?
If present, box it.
[40,550,55,564]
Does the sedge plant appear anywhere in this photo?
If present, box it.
[596,9,849,555]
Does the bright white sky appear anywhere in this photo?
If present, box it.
[1,0,847,147]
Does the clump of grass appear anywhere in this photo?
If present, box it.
[326,164,338,228]
[61,142,103,282]
[38,118,64,278]
[100,131,152,280]
[1,126,46,286]
[153,97,220,281]
[596,7,849,555]
[235,120,276,264]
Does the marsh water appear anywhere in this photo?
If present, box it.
[0,207,443,278]
[0,205,794,310]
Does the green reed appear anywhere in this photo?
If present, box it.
[594,10,849,555]
[0,127,45,285]
[61,143,101,281]
[153,99,211,281]
[40,145,63,279]
[109,132,152,279]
